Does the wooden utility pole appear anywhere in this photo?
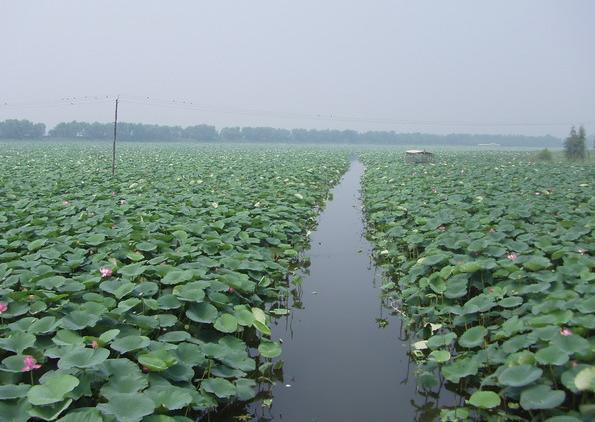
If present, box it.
[111,97,119,176]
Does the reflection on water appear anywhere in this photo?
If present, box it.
[207,161,458,422]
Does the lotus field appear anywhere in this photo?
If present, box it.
[362,151,594,421]
[0,144,348,421]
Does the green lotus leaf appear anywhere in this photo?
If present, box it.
[28,398,73,421]
[161,270,193,285]
[498,296,523,308]
[258,341,282,358]
[158,331,191,343]
[118,263,147,279]
[427,332,457,349]
[58,347,110,369]
[468,390,501,409]
[574,367,595,392]
[97,392,155,422]
[522,255,552,271]
[175,343,207,367]
[442,357,479,383]
[98,329,121,344]
[0,384,30,400]
[55,407,104,422]
[135,241,157,252]
[84,234,105,246]
[458,326,487,348]
[0,398,32,422]
[234,306,256,326]
[172,282,206,302]
[111,335,150,354]
[138,350,178,372]
[27,372,79,405]
[543,417,583,422]
[520,384,565,410]
[52,330,84,346]
[498,364,543,387]
[551,333,590,354]
[29,317,59,335]
[0,332,36,354]
[145,385,192,410]
[235,378,257,401]
[186,303,218,323]
[535,345,570,366]
[201,378,236,398]
[214,314,238,333]
[428,350,451,363]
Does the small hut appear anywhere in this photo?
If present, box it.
[405,149,434,164]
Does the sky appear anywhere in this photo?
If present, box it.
[0,0,594,137]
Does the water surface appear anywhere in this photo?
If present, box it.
[247,161,450,422]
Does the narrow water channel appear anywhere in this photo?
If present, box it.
[251,161,446,422]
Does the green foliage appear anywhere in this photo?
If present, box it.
[362,150,594,421]
[0,143,349,420]
[0,117,561,146]
[534,148,553,161]
[564,126,587,160]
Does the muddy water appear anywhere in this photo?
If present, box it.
[246,161,451,422]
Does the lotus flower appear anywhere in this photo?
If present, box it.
[21,356,41,372]
[63,200,70,205]
[506,252,518,261]
[91,340,98,349]
[99,267,113,278]
[560,328,572,336]
[227,287,235,294]
[0,302,7,314]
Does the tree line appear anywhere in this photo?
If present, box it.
[0,118,574,147]
[563,126,588,160]
[0,119,46,139]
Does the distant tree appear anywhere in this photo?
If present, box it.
[564,126,587,160]
[220,127,242,141]
[534,148,553,161]
[0,119,45,139]
[183,124,218,141]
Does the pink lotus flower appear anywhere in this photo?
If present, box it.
[21,355,41,372]
[560,328,572,336]
[99,267,113,278]
[506,252,518,261]
[0,302,7,314]
[227,287,235,294]
[63,200,70,205]
[91,340,98,349]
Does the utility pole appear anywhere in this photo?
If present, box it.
[112,96,119,176]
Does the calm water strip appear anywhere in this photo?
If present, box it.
[256,161,443,422]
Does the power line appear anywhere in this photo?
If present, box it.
[1,93,592,128]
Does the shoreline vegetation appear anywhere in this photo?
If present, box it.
[0,118,564,147]
[361,150,594,421]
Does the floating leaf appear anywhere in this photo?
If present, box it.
[202,378,235,398]
[520,384,565,410]
[27,372,79,405]
[258,341,282,358]
[498,365,543,387]
[468,390,501,409]
[458,326,487,348]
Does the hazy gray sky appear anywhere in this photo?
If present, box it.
[1,0,593,136]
